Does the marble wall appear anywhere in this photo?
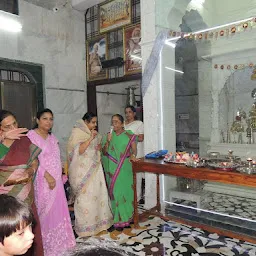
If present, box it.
[0,0,86,163]
[96,81,141,136]
[141,0,256,207]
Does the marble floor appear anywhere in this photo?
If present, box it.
[75,216,256,256]
[171,191,256,221]
[69,188,256,255]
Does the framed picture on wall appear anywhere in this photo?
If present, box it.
[123,23,142,75]
[99,0,132,34]
[87,35,108,81]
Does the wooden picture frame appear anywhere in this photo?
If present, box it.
[87,35,108,81]
[99,0,132,34]
[123,23,142,75]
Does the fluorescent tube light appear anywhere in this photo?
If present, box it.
[165,16,254,43]
[0,15,22,32]
[130,55,142,60]
[165,41,176,48]
[165,66,184,74]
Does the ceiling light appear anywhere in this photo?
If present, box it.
[130,55,142,60]
[165,66,184,74]
[165,41,176,48]
[0,15,22,33]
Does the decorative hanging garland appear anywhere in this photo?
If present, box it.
[213,63,255,70]
[212,63,256,81]
[168,17,256,42]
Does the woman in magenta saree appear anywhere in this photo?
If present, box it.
[0,110,44,256]
[102,114,137,230]
[27,109,75,256]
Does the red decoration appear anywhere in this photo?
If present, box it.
[231,27,236,33]
[220,30,224,36]
[220,65,224,69]
[214,64,218,69]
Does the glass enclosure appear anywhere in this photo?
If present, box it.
[154,0,256,237]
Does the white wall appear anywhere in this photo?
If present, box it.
[97,81,141,136]
[0,0,86,163]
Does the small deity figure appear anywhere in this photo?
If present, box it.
[230,108,246,143]
[249,103,256,129]
[251,68,256,81]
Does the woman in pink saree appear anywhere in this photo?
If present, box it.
[27,109,75,256]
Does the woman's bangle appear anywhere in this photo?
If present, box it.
[0,133,5,142]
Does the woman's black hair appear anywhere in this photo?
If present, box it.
[82,112,97,123]
[0,110,16,124]
[0,195,33,244]
[125,105,137,120]
[34,108,54,133]
[112,114,124,123]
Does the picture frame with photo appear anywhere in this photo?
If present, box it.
[123,23,142,75]
[87,35,108,81]
[99,0,132,34]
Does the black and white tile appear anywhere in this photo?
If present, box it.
[96,216,256,256]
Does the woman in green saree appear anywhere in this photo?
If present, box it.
[102,114,137,230]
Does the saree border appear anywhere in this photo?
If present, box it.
[109,134,136,199]
[105,152,118,164]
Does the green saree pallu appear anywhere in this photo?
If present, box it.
[102,131,136,228]
[0,137,41,206]
[0,144,9,159]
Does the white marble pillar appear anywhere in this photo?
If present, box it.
[141,0,159,209]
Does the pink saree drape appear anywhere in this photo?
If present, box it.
[27,130,75,256]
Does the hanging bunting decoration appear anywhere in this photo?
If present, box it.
[213,63,255,70]
[231,26,236,33]
[168,17,256,42]
[243,22,248,29]
[198,33,203,39]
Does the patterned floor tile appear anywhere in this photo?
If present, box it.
[94,216,256,256]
